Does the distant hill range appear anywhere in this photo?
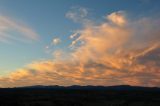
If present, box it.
[2,85,159,91]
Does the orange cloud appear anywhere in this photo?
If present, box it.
[107,11,127,26]
[0,11,160,87]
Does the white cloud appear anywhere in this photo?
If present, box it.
[65,7,89,23]
[52,38,61,45]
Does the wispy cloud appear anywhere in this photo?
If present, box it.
[66,7,89,24]
[0,15,39,43]
[45,37,61,54]
[0,11,160,87]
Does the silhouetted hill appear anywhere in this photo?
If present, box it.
[0,85,160,106]
[8,85,160,91]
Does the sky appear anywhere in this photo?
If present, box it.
[0,0,160,87]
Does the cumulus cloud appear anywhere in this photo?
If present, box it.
[107,11,127,26]
[0,11,160,87]
[52,38,61,45]
[0,16,39,43]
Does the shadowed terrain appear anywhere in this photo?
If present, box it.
[0,85,160,106]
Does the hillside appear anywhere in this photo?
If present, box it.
[0,85,160,106]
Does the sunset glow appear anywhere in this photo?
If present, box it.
[0,0,160,87]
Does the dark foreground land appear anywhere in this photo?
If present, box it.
[0,85,160,106]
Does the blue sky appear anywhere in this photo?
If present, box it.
[0,0,159,73]
[0,0,160,87]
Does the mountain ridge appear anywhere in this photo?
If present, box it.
[1,85,160,91]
